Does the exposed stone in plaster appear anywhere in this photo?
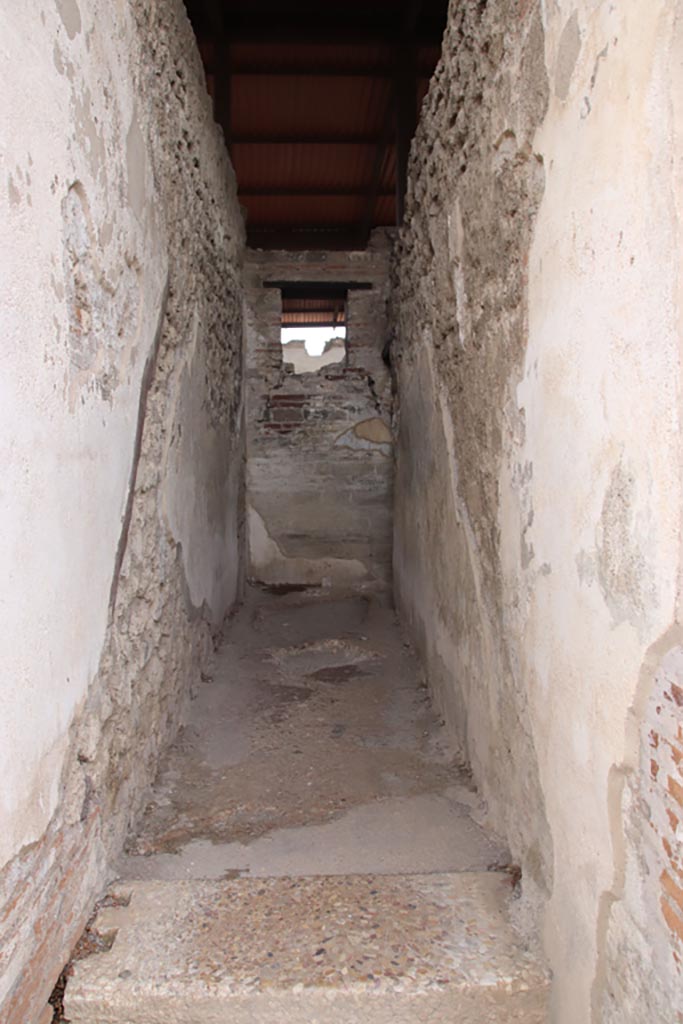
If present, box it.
[62,181,142,406]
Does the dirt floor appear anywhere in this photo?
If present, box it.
[55,586,536,1023]
[117,585,509,882]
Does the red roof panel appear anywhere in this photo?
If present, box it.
[186,0,448,248]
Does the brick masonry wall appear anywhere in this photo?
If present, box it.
[599,642,683,1023]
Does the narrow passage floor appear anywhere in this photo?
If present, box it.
[121,586,506,879]
[66,587,550,1023]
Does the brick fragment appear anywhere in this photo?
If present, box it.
[661,895,683,943]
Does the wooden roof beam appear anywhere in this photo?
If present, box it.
[231,133,383,145]
[395,0,422,225]
[265,281,373,293]
[355,115,395,248]
[240,186,394,197]
[201,0,231,144]
[215,25,444,45]
[226,65,435,79]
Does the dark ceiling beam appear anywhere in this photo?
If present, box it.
[213,25,443,45]
[353,1,423,246]
[240,186,394,197]
[203,0,427,12]
[247,228,375,250]
[231,133,383,145]
[356,114,395,248]
[224,65,435,79]
[395,50,417,225]
[201,0,231,144]
[265,281,373,293]
[200,0,223,36]
[395,0,422,225]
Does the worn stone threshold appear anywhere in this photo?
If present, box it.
[65,872,549,1024]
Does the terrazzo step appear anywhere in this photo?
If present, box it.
[65,872,549,1024]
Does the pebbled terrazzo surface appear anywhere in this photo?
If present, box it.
[65,873,549,1024]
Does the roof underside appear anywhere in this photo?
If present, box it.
[268,280,372,327]
[281,296,347,328]
[183,0,448,250]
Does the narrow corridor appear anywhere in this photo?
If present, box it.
[65,587,549,1021]
[120,587,505,877]
[3,2,681,1021]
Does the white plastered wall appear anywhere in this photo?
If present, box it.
[393,0,683,1019]
[0,0,166,873]
[506,1,683,1018]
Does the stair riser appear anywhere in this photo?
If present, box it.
[66,987,548,1024]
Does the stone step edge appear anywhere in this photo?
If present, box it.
[65,871,550,1016]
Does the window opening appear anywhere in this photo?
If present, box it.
[278,283,348,375]
[281,325,346,374]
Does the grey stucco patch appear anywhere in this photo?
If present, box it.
[8,175,21,206]
[555,11,581,101]
[596,459,653,629]
[55,0,82,39]
[126,113,147,219]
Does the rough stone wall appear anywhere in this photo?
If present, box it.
[245,239,393,588]
[392,0,552,933]
[0,2,244,1022]
[392,0,683,1021]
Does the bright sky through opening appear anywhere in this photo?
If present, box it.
[281,326,346,356]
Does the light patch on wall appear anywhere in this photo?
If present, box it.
[281,326,346,374]
[335,417,392,456]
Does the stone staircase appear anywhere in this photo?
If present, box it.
[64,589,549,1023]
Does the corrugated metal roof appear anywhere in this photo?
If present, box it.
[231,145,386,192]
[230,76,392,137]
[186,1,448,249]
[282,295,347,326]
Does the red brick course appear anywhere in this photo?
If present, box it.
[0,810,104,1024]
